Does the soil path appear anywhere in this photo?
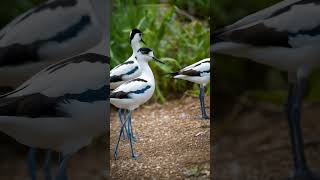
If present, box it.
[110,96,210,179]
[214,102,320,180]
[0,141,107,180]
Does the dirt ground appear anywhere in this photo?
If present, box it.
[0,137,108,180]
[110,96,210,179]
[214,99,320,180]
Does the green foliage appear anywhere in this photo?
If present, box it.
[169,0,210,19]
[0,0,44,28]
[246,90,287,106]
[111,1,210,103]
[306,71,320,103]
[213,0,281,29]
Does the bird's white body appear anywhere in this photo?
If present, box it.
[110,31,144,89]
[110,56,141,89]
[0,101,106,154]
[110,55,155,111]
[173,58,210,86]
[212,0,320,78]
[0,53,108,155]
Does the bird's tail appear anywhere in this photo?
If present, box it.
[162,72,179,77]
[211,32,225,44]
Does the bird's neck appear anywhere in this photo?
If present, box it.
[139,60,154,83]
[131,41,141,54]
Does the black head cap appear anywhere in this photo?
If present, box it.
[138,47,152,55]
[130,28,142,42]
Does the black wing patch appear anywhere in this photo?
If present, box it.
[111,78,149,99]
[218,23,291,47]
[0,15,93,66]
[194,60,210,67]
[111,85,151,99]
[0,43,40,66]
[181,69,201,76]
[110,91,129,99]
[110,65,139,83]
[122,61,134,65]
[213,0,320,47]
[0,93,67,118]
[61,85,109,103]
[46,15,91,43]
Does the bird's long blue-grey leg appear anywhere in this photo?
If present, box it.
[123,109,132,140]
[114,111,131,160]
[199,85,209,119]
[43,150,52,180]
[128,110,136,142]
[287,78,317,179]
[126,110,137,159]
[118,109,129,140]
[118,109,125,140]
[126,110,132,140]
[56,154,71,180]
[27,148,37,180]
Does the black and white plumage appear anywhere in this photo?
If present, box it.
[171,58,210,85]
[212,0,320,178]
[212,0,320,75]
[170,58,210,119]
[110,29,145,143]
[110,28,144,89]
[0,53,109,179]
[111,48,163,159]
[0,0,108,88]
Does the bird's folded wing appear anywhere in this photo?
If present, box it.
[214,0,301,36]
[4,53,109,98]
[111,78,151,99]
[179,59,210,74]
[0,93,66,118]
[213,0,320,48]
[0,0,101,65]
[110,60,141,83]
[0,0,91,45]
[215,0,320,47]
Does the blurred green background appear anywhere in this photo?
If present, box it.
[213,0,320,117]
[0,0,44,27]
[111,0,210,103]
